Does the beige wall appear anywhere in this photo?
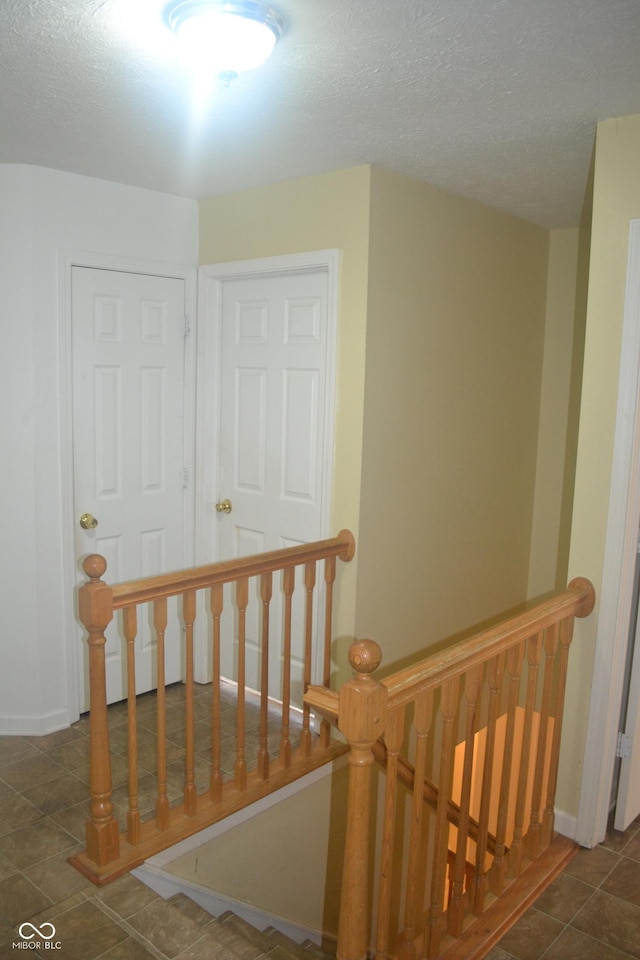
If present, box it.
[198,162,591,804]
[199,166,372,647]
[189,162,595,920]
[166,762,350,937]
[560,114,640,815]
[355,166,550,668]
[527,228,582,598]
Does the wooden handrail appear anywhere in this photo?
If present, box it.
[382,578,594,707]
[108,531,355,608]
[73,530,355,884]
[314,577,595,960]
[305,685,339,720]
[306,579,595,720]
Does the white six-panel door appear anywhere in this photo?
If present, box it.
[72,267,188,708]
[199,256,336,704]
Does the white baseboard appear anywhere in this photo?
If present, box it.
[0,709,71,736]
[553,808,578,842]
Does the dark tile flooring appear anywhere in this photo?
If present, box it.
[0,682,304,958]
[486,813,640,960]
[0,684,638,959]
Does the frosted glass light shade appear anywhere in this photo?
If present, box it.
[165,1,285,75]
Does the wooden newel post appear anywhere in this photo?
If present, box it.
[337,639,387,960]
[78,555,120,866]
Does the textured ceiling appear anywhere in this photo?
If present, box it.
[1,0,639,227]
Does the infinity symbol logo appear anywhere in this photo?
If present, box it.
[18,922,56,940]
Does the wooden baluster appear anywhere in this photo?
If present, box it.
[446,851,456,908]
[183,589,197,816]
[258,572,272,779]
[542,616,574,847]
[526,623,558,860]
[448,664,482,937]
[427,678,460,959]
[321,555,337,747]
[78,555,119,866]
[398,689,434,960]
[472,653,504,916]
[123,605,140,845]
[210,582,223,802]
[337,640,386,960]
[301,561,316,757]
[235,577,249,790]
[374,706,405,960]
[465,860,475,897]
[154,598,170,830]
[490,642,524,895]
[279,566,294,767]
[509,632,541,877]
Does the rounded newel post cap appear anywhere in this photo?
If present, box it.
[349,639,382,677]
[83,554,107,580]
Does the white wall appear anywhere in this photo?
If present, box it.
[0,165,198,734]
[1,169,41,725]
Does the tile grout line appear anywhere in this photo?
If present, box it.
[91,896,172,960]
[494,823,640,960]
[535,883,599,960]
[541,839,640,960]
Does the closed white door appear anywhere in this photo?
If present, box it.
[201,260,335,702]
[72,267,189,708]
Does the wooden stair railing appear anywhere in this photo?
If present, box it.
[71,530,355,885]
[304,577,596,960]
[371,741,500,855]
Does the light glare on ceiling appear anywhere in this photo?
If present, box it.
[164,0,285,80]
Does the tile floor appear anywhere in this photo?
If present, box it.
[0,685,638,959]
[485,813,640,960]
[0,682,304,959]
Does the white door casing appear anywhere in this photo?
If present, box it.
[195,251,339,697]
[617,583,640,830]
[71,265,194,709]
[577,219,640,843]
[613,222,640,828]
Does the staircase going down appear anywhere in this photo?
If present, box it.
[167,893,336,960]
[110,876,333,960]
[161,892,335,960]
[21,872,335,960]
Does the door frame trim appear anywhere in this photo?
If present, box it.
[576,219,640,844]
[59,250,197,721]
[194,249,340,682]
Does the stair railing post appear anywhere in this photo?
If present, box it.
[336,639,386,960]
[78,555,120,866]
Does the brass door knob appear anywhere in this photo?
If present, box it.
[80,513,99,530]
[215,499,232,514]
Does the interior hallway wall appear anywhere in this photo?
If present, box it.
[355,166,550,669]
[0,164,198,733]
[527,227,583,599]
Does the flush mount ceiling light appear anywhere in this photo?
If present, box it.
[164,0,285,81]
